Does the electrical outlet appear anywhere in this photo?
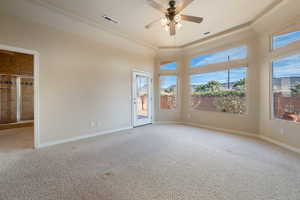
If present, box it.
[97,121,101,127]
[187,114,191,119]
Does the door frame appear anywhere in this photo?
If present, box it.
[0,44,40,149]
[132,70,153,127]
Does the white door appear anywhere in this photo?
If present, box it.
[132,71,152,127]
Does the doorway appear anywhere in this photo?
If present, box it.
[0,45,39,150]
[132,71,153,127]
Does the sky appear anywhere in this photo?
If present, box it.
[160,31,300,87]
[160,76,177,89]
[273,53,300,78]
[137,75,148,90]
[190,67,246,85]
[273,31,300,49]
[160,62,177,70]
[189,46,247,68]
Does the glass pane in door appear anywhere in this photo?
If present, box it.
[20,78,34,121]
[136,75,149,120]
[0,75,17,124]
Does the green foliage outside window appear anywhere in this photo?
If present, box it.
[192,78,246,114]
[291,83,300,95]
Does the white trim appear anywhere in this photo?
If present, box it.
[16,77,21,122]
[132,70,153,127]
[0,44,40,149]
[153,121,183,125]
[35,120,300,154]
[38,126,133,148]
[158,75,179,111]
[182,122,300,154]
[183,122,258,138]
[259,135,300,154]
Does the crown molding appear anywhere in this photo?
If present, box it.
[26,0,283,51]
[26,0,158,51]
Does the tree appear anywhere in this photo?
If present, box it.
[291,83,300,95]
[164,87,174,94]
[233,78,245,90]
[206,81,222,92]
[194,81,222,93]
[194,84,207,92]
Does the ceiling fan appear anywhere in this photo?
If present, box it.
[145,0,203,36]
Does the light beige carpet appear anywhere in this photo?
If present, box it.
[0,124,300,200]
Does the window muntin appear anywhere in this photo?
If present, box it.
[160,61,177,70]
[190,46,247,68]
[273,30,300,50]
[160,76,177,110]
[190,67,247,114]
[272,53,300,122]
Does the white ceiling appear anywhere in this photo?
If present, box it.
[31,0,279,48]
[1,0,283,49]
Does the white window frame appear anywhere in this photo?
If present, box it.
[269,48,300,124]
[159,61,178,71]
[269,21,300,123]
[270,23,300,52]
[188,44,248,69]
[157,59,180,112]
[187,44,249,115]
[159,75,178,111]
[158,59,180,72]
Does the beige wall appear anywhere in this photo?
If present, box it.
[0,15,154,145]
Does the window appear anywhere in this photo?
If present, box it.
[190,67,247,114]
[190,46,247,68]
[272,53,300,122]
[160,76,177,109]
[160,61,177,70]
[273,29,300,50]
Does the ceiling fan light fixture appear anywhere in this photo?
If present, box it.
[164,26,169,32]
[176,22,182,30]
[146,0,202,36]
[174,15,181,23]
[161,17,169,26]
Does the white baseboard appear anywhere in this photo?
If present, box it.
[37,121,300,155]
[156,121,300,154]
[153,121,183,125]
[183,122,300,154]
[259,135,300,154]
[38,126,133,148]
[183,122,258,138]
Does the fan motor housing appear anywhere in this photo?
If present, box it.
[167,0,177,21]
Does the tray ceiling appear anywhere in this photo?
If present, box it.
[13,0,284,48]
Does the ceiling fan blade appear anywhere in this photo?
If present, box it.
[176,0,194,14]
[169,22,176,36]
[146,0,166,13]
[145,18,161,29]
[181,15,203,23]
